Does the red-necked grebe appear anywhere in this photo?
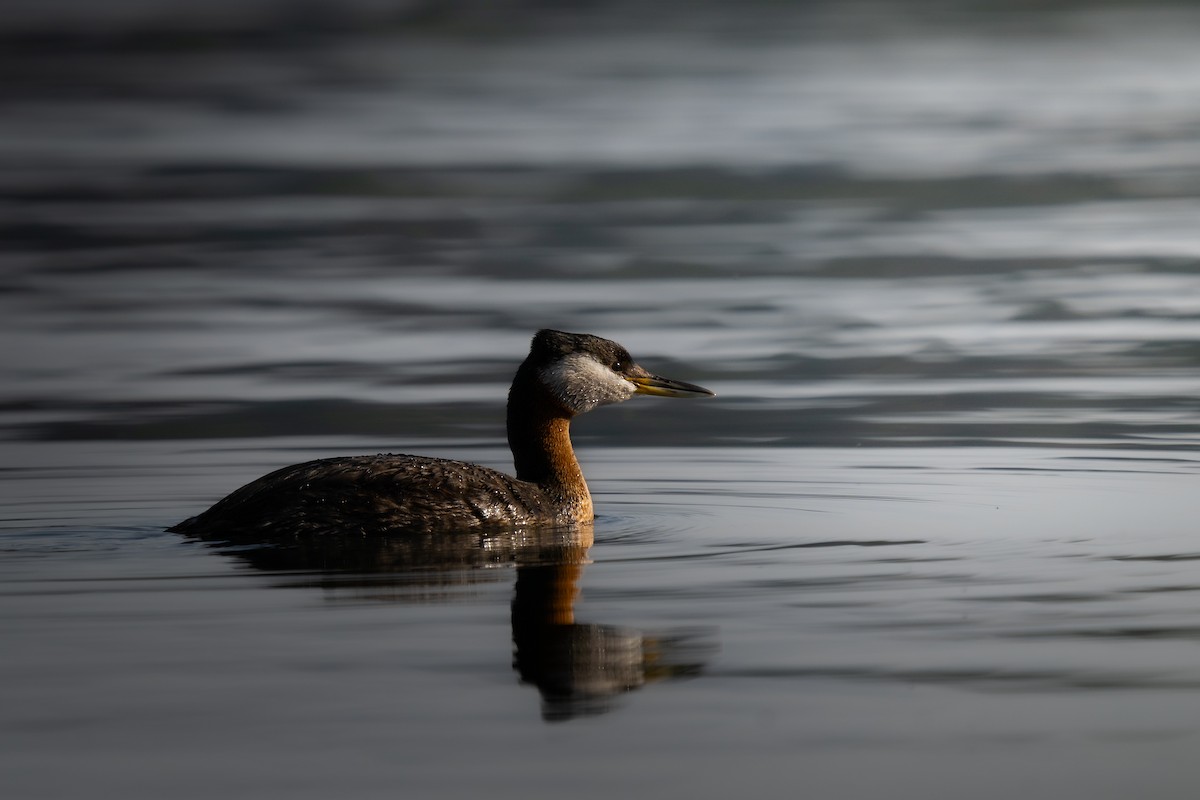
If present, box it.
[169,329,713,535]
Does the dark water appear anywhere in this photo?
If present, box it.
[4,3,1200,797]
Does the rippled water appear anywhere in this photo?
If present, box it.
[4,3,1200,798]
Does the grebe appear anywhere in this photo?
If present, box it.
[170,329,713,536]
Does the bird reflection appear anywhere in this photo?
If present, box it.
[185,524,715,721]
[510,557,713,722]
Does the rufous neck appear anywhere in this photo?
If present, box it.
[506,375,590,510]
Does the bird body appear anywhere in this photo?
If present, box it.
[170,330,712,536]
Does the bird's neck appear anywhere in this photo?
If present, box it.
[506,375,593,522]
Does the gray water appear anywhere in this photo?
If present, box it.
[4,3,1200,798]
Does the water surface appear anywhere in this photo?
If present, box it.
[4,3,1200,798]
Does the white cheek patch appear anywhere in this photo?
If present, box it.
[539,353,636,413]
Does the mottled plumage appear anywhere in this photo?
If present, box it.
[170,330,712,537]
[172,454,558,535]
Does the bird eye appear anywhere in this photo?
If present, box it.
[612,360,625,372]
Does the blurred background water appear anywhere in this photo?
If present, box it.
[3,1,1200,798]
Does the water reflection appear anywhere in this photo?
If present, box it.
[186,524,715,721]
[511,560,713,722]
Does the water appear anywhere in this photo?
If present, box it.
[4,2,1200,797]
